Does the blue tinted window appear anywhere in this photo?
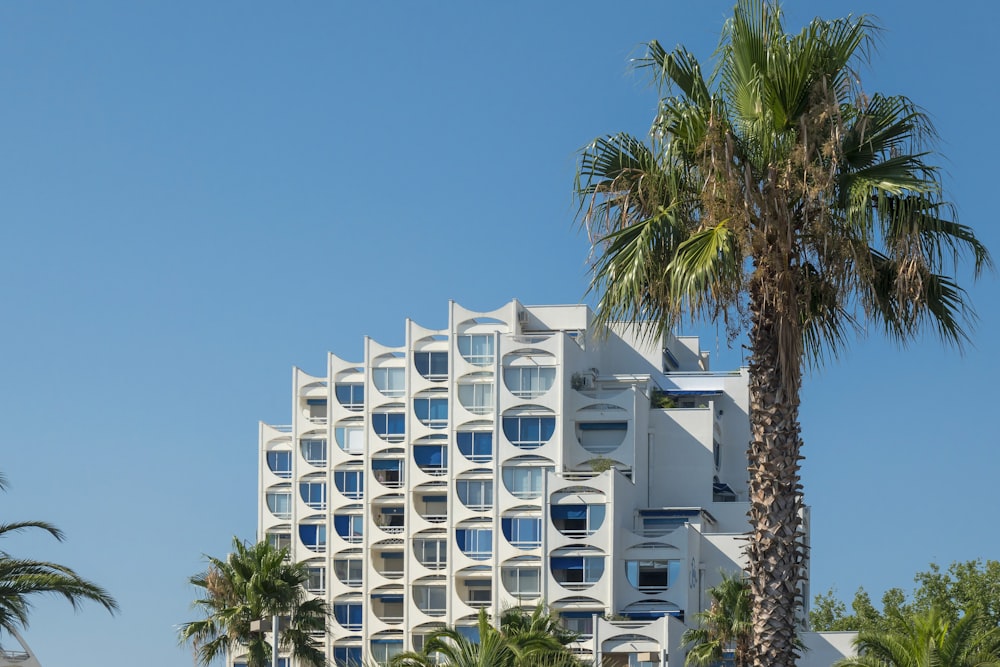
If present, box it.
[267,451,292,478]
[502,417,555,448]
[457,431,492,462]
[414,398,448,428]
[415,351,448,379]
[335,384,364,409]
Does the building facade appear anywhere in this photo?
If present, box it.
[256,300,842,666]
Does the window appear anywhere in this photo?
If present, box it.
[267,531,291,551]
[299,524,327,553]
[334,470,364,499]
[334,601,363,630]
[559,612,596,638]
[414,538,447,569]
[299,481,327,510]
[625,560,681,591]
[420,495,447,522]
[639,514,688,536]
[335,425,363,455]
[456,626,480,643]
[503,416,555,449]
[306,398,327,422]
[501,566,541,596]
[267,490,291,519]
[335,383,364,410]
[464,579,492,606]
[457,431,492,463]
[414,444,448,474]
[551,504,605,537]
[501,517,541,548]
[334,557,363,586]
[504,366,556,398]
[458,334,494,365]
[576,421,627,455]
[550,556,604,587]
[414,398,448,428]
[378,551,404,577]
[415,351,448,380]
[373,367,405,397]
[458,382,493,415]
[266,450,292,478]
[372,411,405,441]
[370,639,404,664]
[456,528,492,560]
[502,466,551,500]
[301,438,327,466]
[456,480,493,511]
[306,566,326,593]
[375,506,405,533]
[413,585,447,615]
[333,646,362,667]
[334,514,363,543]
[372,459,404,488]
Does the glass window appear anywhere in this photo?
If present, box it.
[267,490,291,519]
[551,504,605,537]
[415,538,447,569]
[306,566,326,593]
[502,416,556,449]
[299,481,327,510]
[504,366,556,398]
[413,585,447,615]
[577,421,628,455]
[456,480,493,511]
[335,383,364,410]
[370,640,404,664]
[414,398,448,428]
[625,559,681,591]
[306,398,328,422]
[501,566,541,596]
[334,557,363,586]
[560,611,597,638]
[456,528,492,560]
[299,524,327,553]
[372,411,405,441]
[413,444,448,473]
[458,334,494,365]
[502,466,551,500]
[333,646,362,667]
[333,601,363,630]
[372,459,405,488]
[415,351,448,380]
[301,438,328,466]
[458,383,493,415]
[334,514,364,543]
[373,367,405,397]
[267,531,291,551]
[266,450,292,478]
[334,470,364,499]
[501,517,541,548]
[550,556,604,586]
[335,425,363,455]
[457,431,492,463]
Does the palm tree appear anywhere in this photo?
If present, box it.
[681,572,752,667]
[575,2,991,665]
[389,607,582,667]
[178,537,328,667]
[833,608,1000,667]
[0,472,118,635]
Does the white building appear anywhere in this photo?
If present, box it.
[256,300,847,667]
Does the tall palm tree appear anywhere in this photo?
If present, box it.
[575,2,991,665]
[681,572,752,667]
[389,607,582,667]
[178,537,328,667]
[0,472,118,635]
[833,608,1000,667]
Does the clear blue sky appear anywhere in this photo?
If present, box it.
[1,2,997,665]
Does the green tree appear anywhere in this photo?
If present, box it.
[681,572,752,667]
[575,2,990,664]
[833,608,1000,667]
[178,537,328,667]
[389,606,582,667]
[0,472,118,635]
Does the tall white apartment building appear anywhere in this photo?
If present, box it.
[256,300,852,667]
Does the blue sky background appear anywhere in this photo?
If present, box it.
[1,2,997,665]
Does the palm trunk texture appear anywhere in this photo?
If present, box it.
[746,276,806,667]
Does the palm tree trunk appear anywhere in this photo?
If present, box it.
[745,271,806,667]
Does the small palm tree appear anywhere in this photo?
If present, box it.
[833,608,1000,667]
[0,472,118,635]
[681,572,752,667]
[178,537,328,667]
[575,2,991,664]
